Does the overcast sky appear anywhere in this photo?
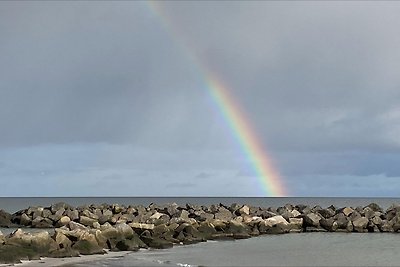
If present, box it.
[1,2,400,197]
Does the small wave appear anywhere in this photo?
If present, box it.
[176,263,197,267]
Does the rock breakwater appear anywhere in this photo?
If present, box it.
[1,202,400,264]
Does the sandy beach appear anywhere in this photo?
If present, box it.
[0,250,132,267]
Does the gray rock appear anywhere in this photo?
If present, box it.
[237,205,250,216]
[53,231,72,249]
[352,217,368,232]
[50,202,70,214]
[259,216,289,234]
[318,208,335,219]
[174,209,190,221]
[381,220,394,232]
[341,207,354,217]
[214,208,233,221]
[115,223,134,239]
[320,218,338,232]
[366,203,382,212]
[72,240,105,255]
[31,216,53,228]
[42,209,52,219]
[335,213,349,229]
[20,213,31,226]
[57,216,71,227]
[115,239,140,251]
[304,213,321,227]
[197,222,217,239]
[166,203,180,217]
[141,236,173,249]
[69,221,88,231]
[291,209,302,218]
[79,216,97,227]
[129,222,155,230]
[198,212,214,221]
[288,218,303,230]
[349,210,362,221]
[363,207,375,219]
[66,210,79,221]
[371,216,382,226]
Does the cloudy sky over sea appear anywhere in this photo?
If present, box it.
[1,2,400,196]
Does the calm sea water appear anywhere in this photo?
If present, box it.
[66,233,400,267]
[2,197,400,267]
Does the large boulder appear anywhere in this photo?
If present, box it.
[259,216,289,234]
[320,218,338,232]
[31,216,53,228]
[129,222,155,231]
[0,245,39,264]
[66,209,79,221]
[56,216,71,227]
[341,207,354,217]
[53,231,72,249]
[141,236,173,249]
[366,203,382,212]
[50,202,70,214]
[69,221,88,231]
[214,208,233,221]
[198,212,214,221]
[352,217,369,232]
[20,213,32,226]
[226,220,251,239]
[363,207,375,219]
[318,208,335,219]
[304,213,321,228]
[381,220,394,232]
[79,216,98,227]
[30,231,58,254]
[197,221,217,239]
[115,222,134,239]
[6,229,57,255]
[71,240,105,255]
[48,247,80,258]
[335,213,349,229]
[172,209,190,222]
[114,239,140,251]
[289,218,303,231]
[237,205,250,216]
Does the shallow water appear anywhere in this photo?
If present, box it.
[70,233,400,267]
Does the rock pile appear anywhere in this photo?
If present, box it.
[1,202,400,263]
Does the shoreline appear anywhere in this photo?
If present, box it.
[0,250,131,267]
[1,201,400,265]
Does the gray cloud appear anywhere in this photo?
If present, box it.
[1,2,400,196]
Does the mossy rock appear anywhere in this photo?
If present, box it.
[48,247,80,258]
[141,236,173,249]
[0,245,40,264]
[71,240,105,255]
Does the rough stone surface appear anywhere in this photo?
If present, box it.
[304,213,322,227]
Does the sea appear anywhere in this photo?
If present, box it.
[2,197,400,267]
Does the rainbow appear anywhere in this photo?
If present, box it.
[146,2,288,196]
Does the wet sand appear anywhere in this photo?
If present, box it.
[0,251,132,267]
